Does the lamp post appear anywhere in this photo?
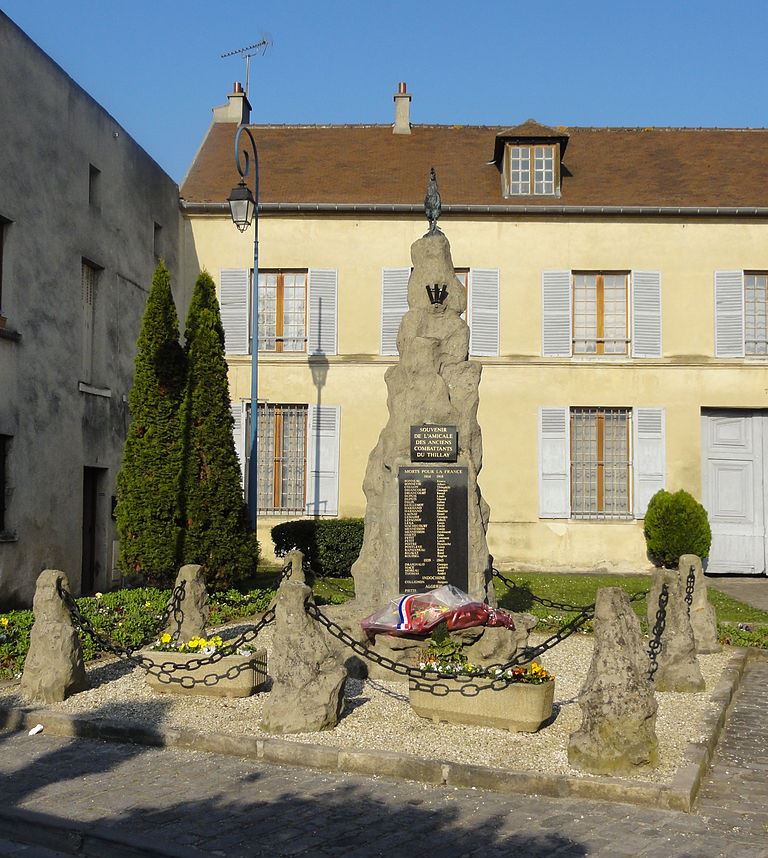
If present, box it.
[227,125,259,531]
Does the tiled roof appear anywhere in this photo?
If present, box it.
[180,122,768,209]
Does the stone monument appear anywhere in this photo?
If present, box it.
[20,570,89,704]
[352,169,493,610]
[568,587,658,775]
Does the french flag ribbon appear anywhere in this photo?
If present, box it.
[396,594,417,630]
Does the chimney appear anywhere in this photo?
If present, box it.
[393,82,411,135]
[212,82,252,124]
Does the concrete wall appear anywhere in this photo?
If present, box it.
[0,12,183,606]
[184,212,768,571]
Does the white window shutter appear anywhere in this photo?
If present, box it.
[541,271,572,356]
[381,268,410,355]
[230,402,247,494]
[468,269,500,357]
[220,269,250,354]
[306,405,340,516]
[631,270,662,358]
[714,270,745,357]
[539,408,570,518]
[308,269,338,355]
[633,408,665,518]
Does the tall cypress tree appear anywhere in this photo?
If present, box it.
[179,271,258,588]
[116,261,185,585]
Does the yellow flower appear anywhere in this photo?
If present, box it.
[95,592,103,599]
[144,601,152,609]
[160,632,172,645]
[0,617,8,627]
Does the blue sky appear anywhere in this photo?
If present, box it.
[4,0,768,182]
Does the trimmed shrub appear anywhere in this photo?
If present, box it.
[179,271,259,589]
[271,518,364,578]
[643,489,712,569]
[116,262,185,585]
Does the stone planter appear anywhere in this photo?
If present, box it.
[409,677,554,732]
[139,649,268,698]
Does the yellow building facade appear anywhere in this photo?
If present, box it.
[181,89,768,575]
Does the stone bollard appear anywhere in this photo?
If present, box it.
[568,587,658,775]
[680,554,721,654]
[285,550,306,584]
[164,564,209,644]
[647,567,705,692]
[20,570,89,704]
[261,580,346,734]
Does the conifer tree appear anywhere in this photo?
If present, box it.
[116,261,185,585]
[179,271,259,587]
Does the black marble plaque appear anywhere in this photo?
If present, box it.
[410,424,458,463]
[398,465,468,594]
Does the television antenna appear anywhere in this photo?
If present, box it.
[221,38,271,98]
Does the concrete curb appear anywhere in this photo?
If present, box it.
[0,650,750,819]
[0,805,212,858]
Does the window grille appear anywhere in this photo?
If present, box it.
[571,408,631,519]
[250,404,307,514]
[508,144,557,195]
[745,273,768,355]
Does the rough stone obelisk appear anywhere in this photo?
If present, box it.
[351,169,494,610]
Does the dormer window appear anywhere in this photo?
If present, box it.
[492,120,568,199]
[509,144,557,195]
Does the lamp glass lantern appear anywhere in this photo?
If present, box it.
[227,180,255,232]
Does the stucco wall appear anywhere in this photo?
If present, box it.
[0,13,183,606]
[184,211,768,570]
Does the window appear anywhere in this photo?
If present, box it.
[0,435,8,533]
[570,408,631,519]
[254,403,308,514]
[88,164,100,207]
[81,260,98,382]
[573,272,629,355]
[744,272,768,355]
[257,271,307,352]
[508,144,556,195]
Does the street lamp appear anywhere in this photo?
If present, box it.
[227,125,259,532]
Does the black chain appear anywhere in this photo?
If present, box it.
[491,568,596,613]
[56,562,292,686]
[685,565,696,614]
[647,582,669,681]
[305,599,597,683]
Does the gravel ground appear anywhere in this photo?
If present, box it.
[0,623,731,783]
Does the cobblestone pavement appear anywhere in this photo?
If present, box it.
[707,576,768,612]
[0,659,766,858]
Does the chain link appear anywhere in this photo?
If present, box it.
[491,568,597,613]
[56,562,292,686]
[647,582,668,681]
[685,565,696,615]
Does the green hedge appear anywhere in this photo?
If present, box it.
[271,518,364,578]
[0,585,276,681]
[644,489,712,568]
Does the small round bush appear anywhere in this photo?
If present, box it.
[643,489,712,568]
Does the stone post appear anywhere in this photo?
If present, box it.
[261,580,347,734]
[20,570,89,704]
[164,564,209,644]
[646,567,705,692]
[679,554,720,654]
[568,587,658,775]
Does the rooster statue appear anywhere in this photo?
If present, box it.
[424,166,442,235]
